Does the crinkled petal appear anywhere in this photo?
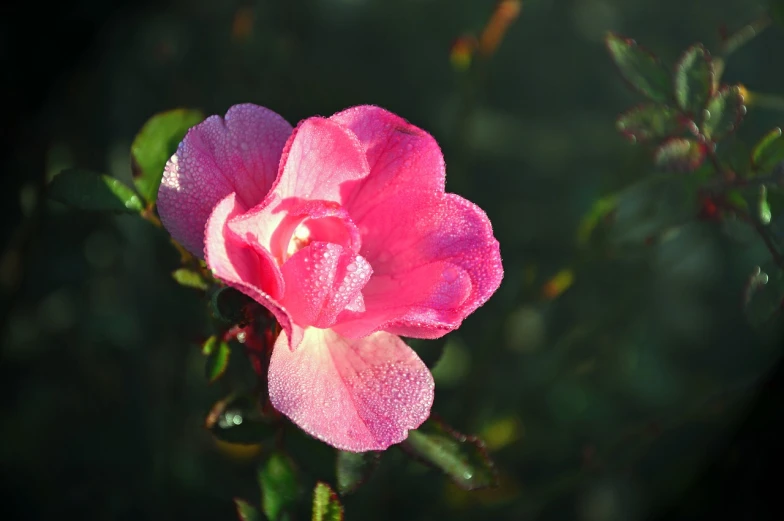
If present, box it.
[158,104,292,257]
[280,242,372,329]
[227,196,362,266]
[333,192,503,339]
[268,327,434,451]
[330,105,445,221]
[204,192,303,348]
[274,117,370,203]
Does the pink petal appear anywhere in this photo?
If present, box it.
[158,104,292,257]
[330,105,445,221]
[280,242,372,329]
[268,327,434,451]
[204,192,303,348]
[333,192,503,339]
[274,117,370,203]
[227,196,362,266]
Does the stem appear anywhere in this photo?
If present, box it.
[720,14,772,58]
[747,92,784,113]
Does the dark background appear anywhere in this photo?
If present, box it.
[2,0,784,520]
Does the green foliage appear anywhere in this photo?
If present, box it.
[605,33,671,103]
[751,128,784,174]
[674,44,714,115]
[402,418,497,491]
[259,452,300,521]
[234,499,263,521]
[702,86,746,140]
[206,394,274,445]
[49,168,144,213]
[202,335,231,383]
[335,451,381,495]
[616,104,683,143]
[131,108,204,206]
[653,138,706,173]
[171,268,209,291]
[311,482,343,521]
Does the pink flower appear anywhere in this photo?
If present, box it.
[158,104,503,452]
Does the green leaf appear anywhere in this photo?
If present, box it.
[234,499,262,521]
[744,263,784,328]
[674,44,715,115]
[759,185,773,225]
[616,103,684,143]
[205,394,275,445]
[335,451,381,495]
[653,138,706,173]
[401,418,497,491]
[312,482,343,521]
[131,108,204,205]
[752,128,784,174]
[172,268,208,291]
[202,336,231,383]
[605,33,671,103]
[259,452,299,521]
[702,85,746,141]
[49,168,144,213]
[576,194,619,247]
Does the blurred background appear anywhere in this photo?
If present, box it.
[2,0,784,519]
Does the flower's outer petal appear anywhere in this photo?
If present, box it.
[274,117,370,203]
[204,192,303,348]
[280,242,372,329]
[333,192,503,339]
[330,105,445,221]
[268,327,434,451]
[158,104,292,257]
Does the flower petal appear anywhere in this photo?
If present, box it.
[274,117,370,203]
[158,104,292,257]
[204,192,303,348]
[268,327,434,451]
[227,196,362,266]
[330,105,445,221]
[280,242,372,329]
[333,192,503,339]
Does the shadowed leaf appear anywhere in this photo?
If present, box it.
[401,417,498,491]
[259,452,300,521]
[210,286,259,324]
[616,103,685,143]
[605,33,671,103]
[49,168,143,213]
[131,108,204,205]
[702,85,746,140]
[674,44,715,115]
[336,451,381,495]
[312,482,343,521]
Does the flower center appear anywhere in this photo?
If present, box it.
[286,222,312,259]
